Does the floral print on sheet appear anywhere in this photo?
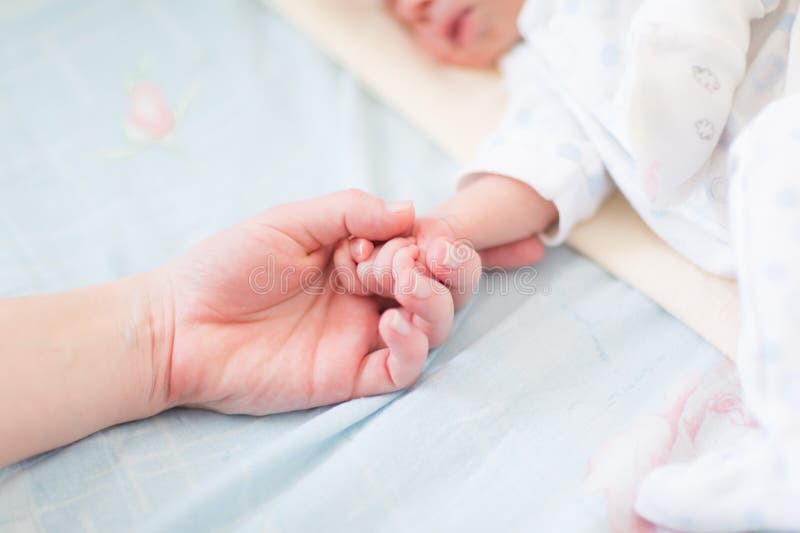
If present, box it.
[585,360,756,533]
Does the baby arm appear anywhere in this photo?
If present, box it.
[338,47,611,317]
[623,0,780,203]
[335,175,558,317]
[425,173,557,266]
[409,174,558,308]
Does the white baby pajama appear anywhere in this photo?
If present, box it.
[622,0,781,205]
[619,1,800,530]
[636,94,800,532]
[472,0,800,530]
[462,46,614,246]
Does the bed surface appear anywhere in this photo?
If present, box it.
[0,2,744,532]
[266,0,741,359]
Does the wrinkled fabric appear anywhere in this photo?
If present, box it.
[637,89,800,533]
[0,2,745,532]
[467,0,797,277]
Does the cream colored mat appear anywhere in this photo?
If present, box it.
[267,0,740,358]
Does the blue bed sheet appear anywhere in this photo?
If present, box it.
[0,2,738,532]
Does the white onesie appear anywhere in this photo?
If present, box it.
[463,0,800,531]
[464,0,794,278]
[622,0,775,202]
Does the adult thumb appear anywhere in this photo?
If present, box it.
[264,189,415,251]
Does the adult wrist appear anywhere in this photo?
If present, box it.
[133,269,177,416]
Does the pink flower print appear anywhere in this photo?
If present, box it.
[127,81,175,141]
[683,411,706,444]
[708,392,740,414]
[706,392,758,428]
[584,416,667,533]
[584,377,702,533]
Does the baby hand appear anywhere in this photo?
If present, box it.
[366,213,545,309]
[334,236,455,348]
[335,215,485,308]
[411,215,484,309]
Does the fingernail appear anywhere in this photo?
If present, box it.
[386,200,413,213]
[350,239,367,261]
[443,242,464,268]
[389,310,411,336]
[411,270,432,299]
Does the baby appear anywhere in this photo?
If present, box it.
[342,0,800,531]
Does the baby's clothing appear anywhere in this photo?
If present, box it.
[637,92,800,531]
[462,1,800,531]
[623,0,777,203]
[464,0,796,277]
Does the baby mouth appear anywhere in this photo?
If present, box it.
[446,7,475,47]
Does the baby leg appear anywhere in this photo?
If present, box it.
[636,94,800,531]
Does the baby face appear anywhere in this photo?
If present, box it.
[387,0,525,67]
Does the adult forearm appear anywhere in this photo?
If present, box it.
[432,174,558,250]
[0,273,171,467]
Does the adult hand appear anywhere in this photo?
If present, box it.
[336,175,553,313]
[158,189,454,414]
[0,189,454,467]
